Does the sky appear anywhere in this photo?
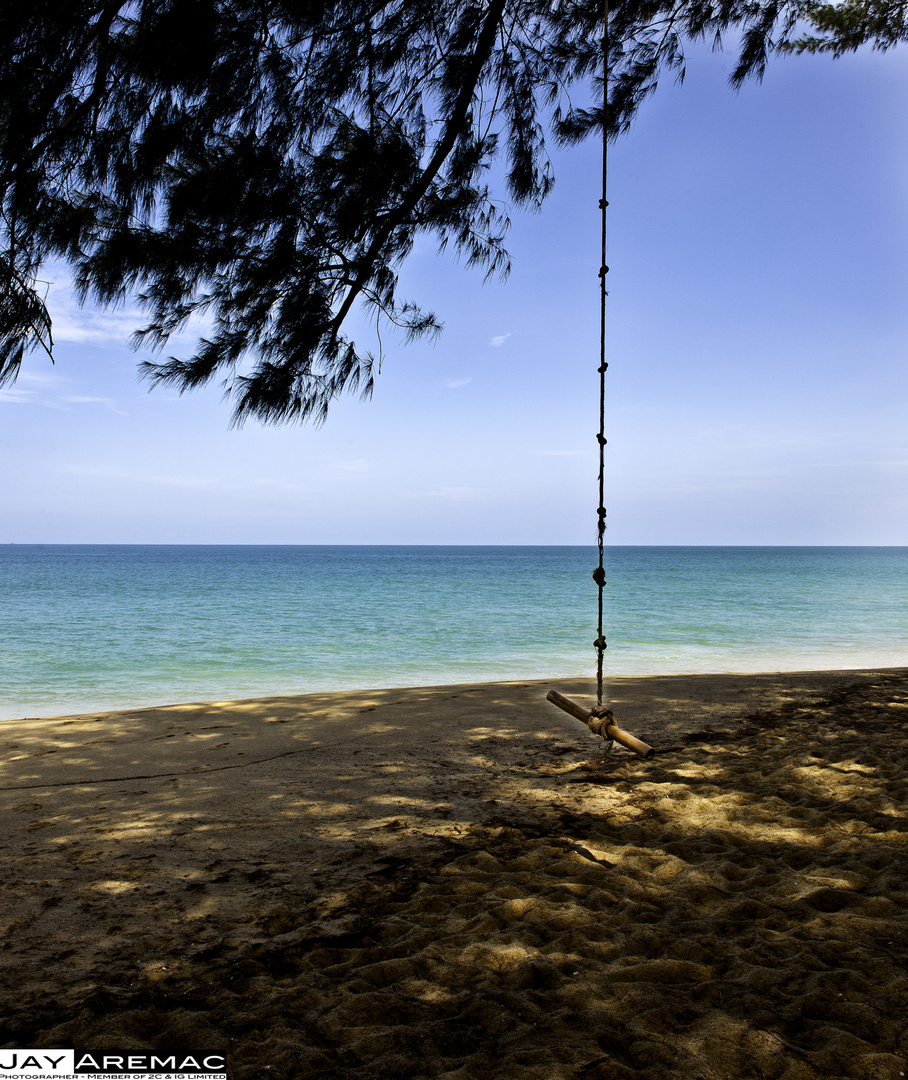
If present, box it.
[3,38,908,545]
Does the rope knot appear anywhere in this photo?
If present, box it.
[587,706,615,737]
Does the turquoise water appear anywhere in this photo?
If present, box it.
[1,545,906,721]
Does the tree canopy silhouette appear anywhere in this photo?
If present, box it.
[0,0,875,423]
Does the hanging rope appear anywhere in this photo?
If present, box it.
[593,0,610,711]
[545,0,656,760]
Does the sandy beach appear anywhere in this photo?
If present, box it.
[2,668,907,1079]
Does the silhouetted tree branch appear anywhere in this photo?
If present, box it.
[0,0,849,423]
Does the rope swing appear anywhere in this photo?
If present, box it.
[547,0,655,760]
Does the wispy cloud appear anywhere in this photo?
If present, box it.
[0,388,33,404]
[39,271,143,345]
[445,377,472,389]
[41,264,212,347]
[0,382,127,414]
[489,333,511,347]
[51,306,144,346]
[14,370,60,387]
[62,395,127,415]
[0,362,62,405]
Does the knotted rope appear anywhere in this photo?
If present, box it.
[594,0,610,711]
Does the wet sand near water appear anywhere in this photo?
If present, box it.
[1,668,907,1079]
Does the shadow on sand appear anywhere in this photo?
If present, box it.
[1,670,907,1079]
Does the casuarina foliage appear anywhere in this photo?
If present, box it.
[0,0,876,423]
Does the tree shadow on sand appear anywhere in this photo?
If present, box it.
[1,673,906,1079]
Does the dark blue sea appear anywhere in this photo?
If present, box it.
[2,545,906,720]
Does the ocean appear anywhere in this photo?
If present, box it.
[1,545,906,721]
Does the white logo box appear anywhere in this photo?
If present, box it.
[0,1051,226,1079]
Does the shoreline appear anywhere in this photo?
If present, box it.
[2,666,907,1078]
[6,663,908,730]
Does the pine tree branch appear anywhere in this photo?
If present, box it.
[329,0,507,338]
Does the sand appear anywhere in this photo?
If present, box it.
[1,668,907,1079]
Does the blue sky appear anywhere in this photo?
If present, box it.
[3,40,908,544]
